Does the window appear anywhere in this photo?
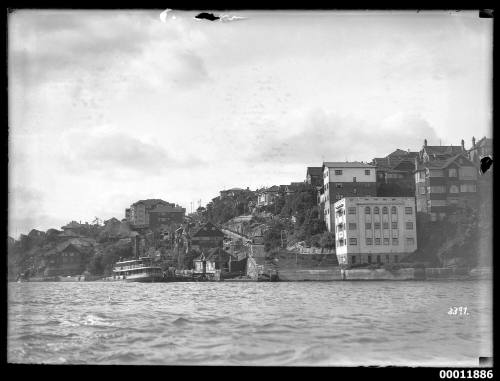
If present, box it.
[460,183,476,193]
[459,167,477,180]
[365,223,372,230]
[430,186,446,193]
[353,177,357,182]
[335,183,343,189]
[394,255,399,263]
[392,238,399,245]
[406,222,414,230]
[374,207,380,214]
[429,169,444,177]
[348,207,356,214]
[348,223,357,230]
[365,170,371,175]
[376,255,381,263]
[366,238,373,245]
[448,168,457,177]
[386,254,390,262]
[405,207,413,214]
[374,222,380,230]
[382,207,388,214]
[391,222,398,229]
[353,188,357,194]
[383,222,389,229]
[351,255,356,264]
[368,255,372,264]
[391,206,397,214]
[375,238,381,245]
[406,237,415,246]
[449,185,459,194]
[383,238,390,245]
[419,186,426,195]
[365,207,371,214]
[335,170,343,175]
[349,238,357,245]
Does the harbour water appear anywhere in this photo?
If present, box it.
[8,280,492,366]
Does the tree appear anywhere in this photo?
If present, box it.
[319,231,336,249]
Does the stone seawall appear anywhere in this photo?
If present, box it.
[343,268,416,280]
[278,268,343,281]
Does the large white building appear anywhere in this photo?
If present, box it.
[333,197,417,265]
[321,162,377,232]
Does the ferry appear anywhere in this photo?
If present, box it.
[111,256,164,282]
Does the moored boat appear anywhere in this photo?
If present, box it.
[111,256,164,282]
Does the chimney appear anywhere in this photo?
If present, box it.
[424,139,427,147]
[472,136,476,148]
[461,139,465,151]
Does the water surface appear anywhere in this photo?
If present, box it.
[8,281,492,366]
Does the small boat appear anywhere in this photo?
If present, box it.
[111,256,164,282]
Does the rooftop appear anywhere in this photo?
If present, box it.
[131,199,172,207]
[306,167,323,176]
[149,205,186,213]
[323,161,376,168]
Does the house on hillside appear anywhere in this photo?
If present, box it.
[190,222,225,250]
[306,167,323,188]
[42,242,90,277]
[416,139,466,165]
[414,153,478,221]
[372,149,418,196]
[256,185,280,207]
[148,204,186,232]
[320,162,377,232]
[59,221,84,238]
[126,199,184,228]
[468,136,493,165]
[220,187,249,199]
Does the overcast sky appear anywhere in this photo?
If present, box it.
[8,10,492,237]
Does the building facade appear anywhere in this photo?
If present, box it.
[306,167,323,188]
[321,162,377,232]
[334,197,417,265]
[190,222,225,251]
[468,136,493,165]
[372,149,418,196]
[127,199,183,227]
[414,153,478,220]
[148,205,186,231]
[256,186,280,207]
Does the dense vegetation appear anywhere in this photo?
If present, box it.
[203,189,256,225]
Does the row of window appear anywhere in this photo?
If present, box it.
[421,184,477,194]
[332,169,371,176]
[338,237,415,246]
[344,206,413,215]
[339,221,413,230]
[426,167,477,179]
[351,254,399,264]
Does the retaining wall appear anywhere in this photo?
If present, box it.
[278,268,343,281]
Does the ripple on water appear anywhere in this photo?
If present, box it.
[7,281,493,365]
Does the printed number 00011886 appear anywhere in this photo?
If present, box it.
[439,370,493,379]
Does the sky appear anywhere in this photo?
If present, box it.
[8,9,492,237]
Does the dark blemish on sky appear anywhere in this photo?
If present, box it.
[195,12,220,21]
[480,156,493,174]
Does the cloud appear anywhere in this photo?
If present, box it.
[250,109,440,164]
[9,10,175,87]
[60,130,204,174]
[171,50,210,87]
